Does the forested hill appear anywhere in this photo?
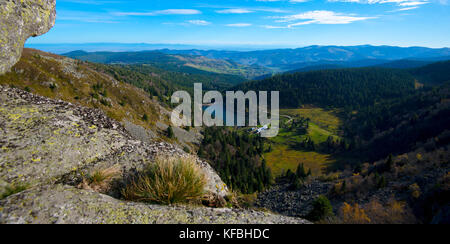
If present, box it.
[63,50,272,80]
[409,60,450,86]
[234,61,450,110]
[234,68,417,110]
[345,83,450,161]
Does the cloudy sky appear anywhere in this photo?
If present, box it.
[28,0,450,48]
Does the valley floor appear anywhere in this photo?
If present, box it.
[264,108,342,177]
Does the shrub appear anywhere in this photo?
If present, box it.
[0,183,29,200]
[167,126,175,138]
[307,195,334,221]
[122,156,207,205]
[364,199,416,224]
[79,166,121,193]
[338,199,416,224]
[289,177,303,191]
[339,202,371,224]
[318,172,341,182]
[409,183,422,199]
[100,98,111,107]
[49,83,57,91]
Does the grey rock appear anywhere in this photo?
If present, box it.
[256,181,332,218]
[0,0,56,74]
[0,184,311,224]
[0,85,228,199]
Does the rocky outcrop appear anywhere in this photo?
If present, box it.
[256,181,332,218]
[0,85,311,224]
[0,85,228,199]
[0,0,56,74]
[0,0,310,224]
[0,184,310,224]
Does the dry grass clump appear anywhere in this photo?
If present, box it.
[0,183,29,200]
[122,156,207,205]
[78,165,121,193]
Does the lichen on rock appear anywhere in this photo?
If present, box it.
[0,85,229,199]
[0,184,311,224]
[0,0,56,74]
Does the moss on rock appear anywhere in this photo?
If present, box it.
[0,184,310,224]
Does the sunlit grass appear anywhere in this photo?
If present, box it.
[264,107,342,177]
[281,108,342,135]
[264,144,335,177]
[122,156,207,205]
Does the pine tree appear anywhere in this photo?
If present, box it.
[296,163,308,179]
[386,154,394,172]
[167,126,174,139]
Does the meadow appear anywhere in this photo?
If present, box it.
[264,108,342,177]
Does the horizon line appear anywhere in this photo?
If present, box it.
[25,42,450,50]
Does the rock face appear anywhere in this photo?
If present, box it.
[0,0,310,224]
[0,184,310,224]
[256,181,332,218]
[0,0,56,74]
[0,85,228,199]
[0,86,311,224]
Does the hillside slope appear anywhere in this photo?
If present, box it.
[0,85,311,224]
[63,50,272,81]
[0,48,206,150]
[0,49,169,137]
[235,68,417,109]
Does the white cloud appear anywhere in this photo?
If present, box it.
[398,1,429,6]
[328,0,430,6]
[272,10,376,27]
[216,9,254,14]
[394,6,420,10]
[261,25,291,29]
[226,23,253,27]
[114,9,202,16]
[256,0,309,2]
[188,20,211,26]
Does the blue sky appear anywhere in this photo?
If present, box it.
[27,0,450,48]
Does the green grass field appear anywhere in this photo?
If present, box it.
[264,108,342,177]
[281,108,342,135]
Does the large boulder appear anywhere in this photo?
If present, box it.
[0,85,229,199]
[0,0,56,74]
[0,184,311,224]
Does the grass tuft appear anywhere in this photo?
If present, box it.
[79,166,121,193]
[0,183,29,200]
[122,156,207,205]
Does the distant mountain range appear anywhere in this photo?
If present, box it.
[54,44,450,74]
[159,45,450,71]
[26,43,290,54]
[63,50,272,80]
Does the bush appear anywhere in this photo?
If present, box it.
[0,183,29,200]
[338,199,416,224]
[167,126,175,138]
[339,202,371,224]
[409,183,421,199]
[307,195,334,221]
[122,156,207,205]
[79,166,121,193]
